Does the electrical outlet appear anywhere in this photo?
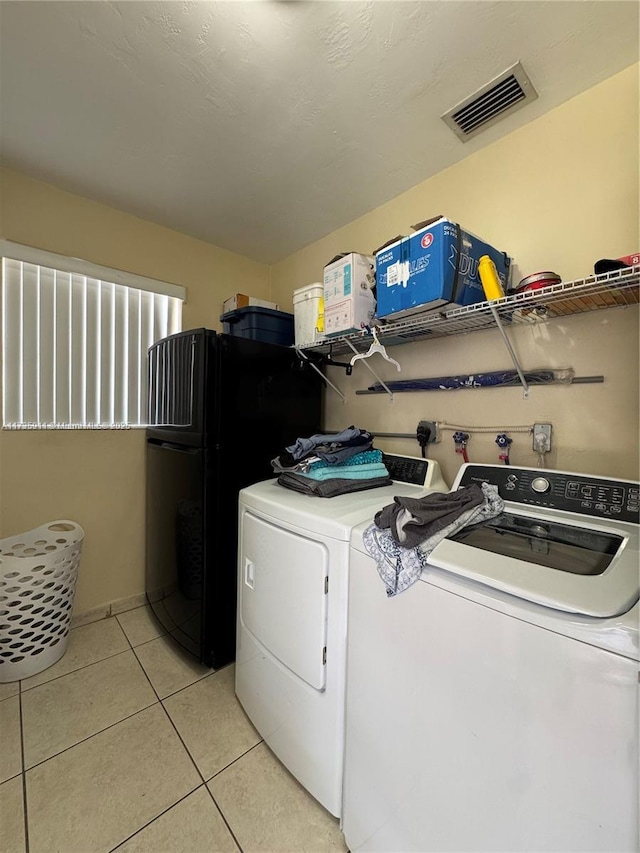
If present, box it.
[532,423,552,453]
[417,420,440,444]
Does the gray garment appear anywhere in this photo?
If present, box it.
[273,442,371,470]
[277,472,391,498]
[270,455,320,474]
[313,442,374,466]
[364,483,504,596]
[285,427,372,463]
[374,483,485,549]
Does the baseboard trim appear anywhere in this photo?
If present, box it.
[71,592,147,629]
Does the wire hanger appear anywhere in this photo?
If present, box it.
[349,326,401,371]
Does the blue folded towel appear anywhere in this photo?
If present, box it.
[296,462,389,482]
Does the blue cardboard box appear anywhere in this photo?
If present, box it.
[375,217,511,319]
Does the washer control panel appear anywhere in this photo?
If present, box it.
[383,454,433,487]
[457,465,640,523]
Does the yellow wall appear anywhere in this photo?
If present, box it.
[0,169,270,614]
[271,64,640,486]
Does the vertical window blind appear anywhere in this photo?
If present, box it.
[2,248,184,428]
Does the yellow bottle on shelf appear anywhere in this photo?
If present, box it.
[316,296,324,333]
[478,255,506,301]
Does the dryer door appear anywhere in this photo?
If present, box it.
[240,511,328,690]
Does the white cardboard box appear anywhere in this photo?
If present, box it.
[222,293,279,313]
[323,254,375,334]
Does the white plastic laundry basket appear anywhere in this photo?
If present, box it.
[0,520,84,682]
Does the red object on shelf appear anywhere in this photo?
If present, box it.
[515,271,562,294]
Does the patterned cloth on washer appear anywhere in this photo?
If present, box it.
[363,482,504,597]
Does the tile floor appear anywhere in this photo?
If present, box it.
[0,605,348,853]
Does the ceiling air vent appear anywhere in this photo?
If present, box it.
[442,62,538,142]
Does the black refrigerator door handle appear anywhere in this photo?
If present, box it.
[147,439,202,454]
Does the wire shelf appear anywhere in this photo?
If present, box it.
[302,266,639,356]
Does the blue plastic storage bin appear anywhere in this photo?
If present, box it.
[221,307,295,346]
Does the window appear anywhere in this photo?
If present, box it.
[1,241,185,428]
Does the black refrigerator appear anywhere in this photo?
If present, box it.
[145,328,323,668]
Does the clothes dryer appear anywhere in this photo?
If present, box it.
[343,464,639,852]
[235,455,448,817]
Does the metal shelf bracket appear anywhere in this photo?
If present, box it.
[489,306,530,398]
[295,347,346,402]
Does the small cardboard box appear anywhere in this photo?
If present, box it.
[375,217,511,320]
[323,253,376,335]
[222,293,278,313]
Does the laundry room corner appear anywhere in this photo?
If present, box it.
[0,4,638,850]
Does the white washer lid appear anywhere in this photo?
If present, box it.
[427,515,639,618]
[350,508,639,620]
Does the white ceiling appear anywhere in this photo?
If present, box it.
[1,1,638,264]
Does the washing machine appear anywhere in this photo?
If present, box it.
[343,463,639,852]
[235,454,449,817]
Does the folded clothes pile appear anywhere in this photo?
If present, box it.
[271,426,391,497]
[363,482,504,596]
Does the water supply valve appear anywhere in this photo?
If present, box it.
[452,431,470,463]
[495,433,512,465]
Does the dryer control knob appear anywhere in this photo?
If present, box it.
[531,477,550,494]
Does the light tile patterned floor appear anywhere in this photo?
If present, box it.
[0,605,347,853]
